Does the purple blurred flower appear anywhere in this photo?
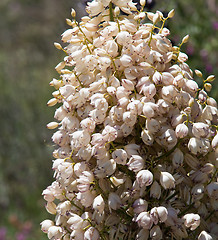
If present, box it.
[206,64,213,73]
[16,232,27,240]
[0,227,7,240]
[212,21,218,30]
[200,49,208,60]
[186,45,194,55]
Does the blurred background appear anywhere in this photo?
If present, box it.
[0,0,217,239]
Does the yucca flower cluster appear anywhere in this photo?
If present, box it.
[41,0,218,239]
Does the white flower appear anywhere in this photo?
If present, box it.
[40,220,54,233]
[188,137,210,155]
[116,31,132,45]
[67,214,84,230]
[84,227,100,240]
[86,0,104,16]
[47,226,63,239]
[112,149,127,165]
[192,122,209,138]
[141,129,154,145]
[183,213,200,230]
[120,54,133,67]
[127,155,144,172]
[93,195,105,213]
[102,125,118,142]
[136,212,153,229]
[175,123,189,138]
[71,130,90,149]
[160,172,175,189]
[150,206,168,224]
[146,118,160,134]
[136,170,153,187]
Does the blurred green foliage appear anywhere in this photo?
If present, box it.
[0,0,217,239]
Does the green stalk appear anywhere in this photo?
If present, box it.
[109,2,114,21]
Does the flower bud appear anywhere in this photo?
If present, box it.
[204,83,212,92]
[46,202,56,215]
[212,133,218,149]
[150,181,161,199]
[47,122,59,129]
[206,182,218,198]
[150,225,163,240]
[168,9,175,18]
[195,69,203,77]
[133,198,148,214]
[54,42,62,50]
[71,8,76,18]
[191,184,204,201]
[160,172,175,189]
[184,153,199,169]
[146,12,154,21]
[140,0,146,6]
[206,75,215,82]
[108,192,122,211]
[47,98,58,107]
[182,35,189,44]
[198,231,213,240]
[172,148,184,168]
[136,229,149,240]
[114,6,120,16]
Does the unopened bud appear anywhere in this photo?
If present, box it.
[195,69,203,77]
[54,42,62,50]
[212,133,218,149]
[47,122,59,129]
[55,61,65,73]
[182,35,189,44]
[204,83,212,92]
[140,0,146,6]
[52,90,60,98]
[114,6,120,17]
[66,18,73,26]
[206,75,215,82]
[146,12,154,21]
[47,98,58,107]
[168,9,175,18]
[46,202,56,215]
[71,8,76,18]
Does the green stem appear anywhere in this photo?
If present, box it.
[109,2,114,21]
